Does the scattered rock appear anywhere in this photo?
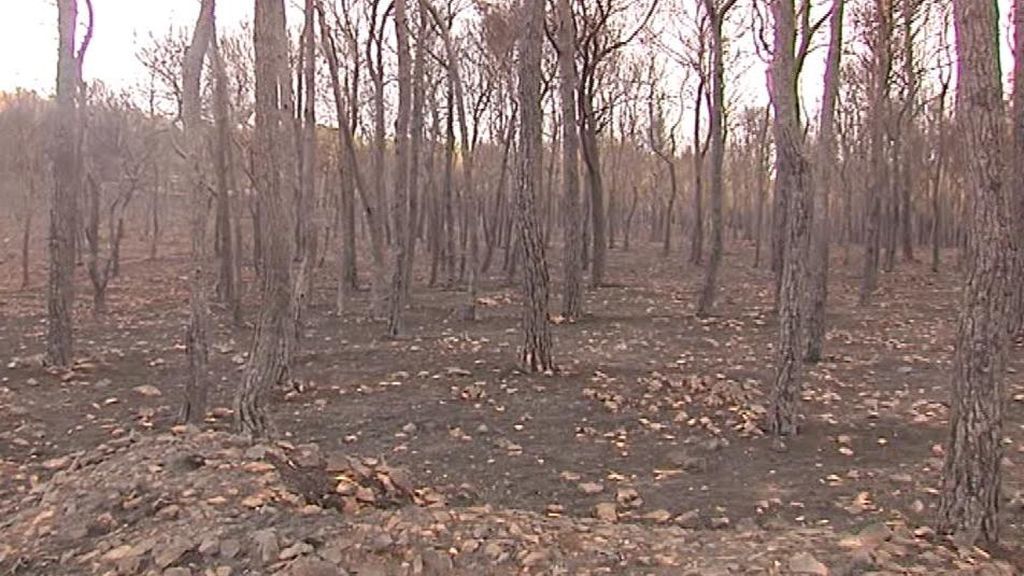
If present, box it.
[675,509,701,529]
[615,488,643,509]
[219,539,241,559]
[252,529,279,564]
[789,552,829,575]
[710,516,730,530]
[153,538,192,569]
[132,384,163,397]
[279,541,314,561]
[594,502,618,522]
[577,482,604,495]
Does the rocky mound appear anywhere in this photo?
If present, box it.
[0,429,1016,575]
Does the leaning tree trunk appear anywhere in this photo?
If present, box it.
[318,4,364,313]
[516,0,554,372]
[236,0,295,439]
[804,0,844,362]
[556,0,583,321]
[766,0,811,438]
[937,0,1014,544]
[181,0,214,424]
[47,0,86,368]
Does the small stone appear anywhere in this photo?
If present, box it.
[675,509,700,529]
[520,550,549,567]
[132,384,163,397]
[710,516,730,529]
[198,537,219,555]
[578,482,604,495]
[789,552,829,575]
[219,539,241,559]
[615,488,643,508]
[734,517,760,532]
[641,509,672,523]
[402,422,418,434]
[594,502,618,522]
[153,539,192,569]
[293,443,323,468]
[251,529,279,564]
[285,557,339,576]
[163,568,191,576]
[422,549,453,574]
[279,541,314,561]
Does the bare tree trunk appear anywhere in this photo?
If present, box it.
[899,0,918,263]
[443,81,457,287]
[623,186,638,251]
[556,0,583,321]
[578,61,607,288]
[860,0,892,305]
[236,0,295,439]
[517,0,554,372]
[20,187,33,290]
[692,80,707,267]
[149,166,160,261]
[319,3,371,313]
[804,0,843,362]
[211,28,240,324]
[930,76,949,274]
[403,6,430,302]
[482,119,515,274]
[180,0,214,424]
[47,0,88,368]
[697,0,734,316]
[753,106,769,268]
[386,0,412,336]
[767,0,811,438]
[1009,0,1024,335]
[291,0,317,338]
[421,0,478,319]
[84,175,111,314]
[368,6,389,318]
[938,0,1013,544]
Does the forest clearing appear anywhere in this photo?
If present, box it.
[1,0,1023,574]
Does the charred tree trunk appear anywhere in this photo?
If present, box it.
[516,0,554,372]
[691,81,706,266]
[804,0,843,363]
[386,0,412,337]
[860,0,892,305]
[47,0,88,368]
[937,0,1013,544]
[767,0,811,438]
[556,0,583,321]
[211,28,240,324]
[697,0,734,316]
[236,0,295,439]
[181,0,214,424]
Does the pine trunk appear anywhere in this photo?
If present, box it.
[937,0,1013,544]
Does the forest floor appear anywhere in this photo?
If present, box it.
[0,241,1023,575]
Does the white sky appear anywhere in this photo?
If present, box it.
[0,0,1017,118]
[0,0,254,95]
